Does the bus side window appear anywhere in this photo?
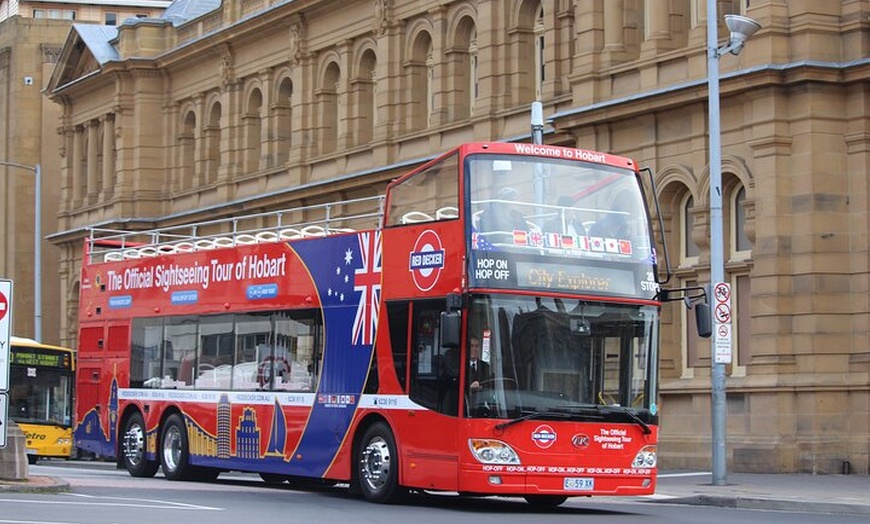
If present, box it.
[386,153,458,227]
[408,300,458,417]
[387,301,410,391]
[272,309,321,392]
[131,317,164,388]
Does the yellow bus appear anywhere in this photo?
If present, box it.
[8,336,76,464]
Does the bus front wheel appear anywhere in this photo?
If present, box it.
[356,422,404,504]
[121,412,159,478]
[160,414,192,481]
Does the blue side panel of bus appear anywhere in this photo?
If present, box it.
[285,231,380,475]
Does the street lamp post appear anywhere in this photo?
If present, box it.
[0,160,41,343]
[706,2,761,486]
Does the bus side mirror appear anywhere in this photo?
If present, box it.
[440,311,461,348]
[694,302,712,338]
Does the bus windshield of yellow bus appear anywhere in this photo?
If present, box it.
[9,340,74,428]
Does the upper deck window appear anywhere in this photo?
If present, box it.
[467,153,655,298]
[387,153,459,226]
[468,154,648,246]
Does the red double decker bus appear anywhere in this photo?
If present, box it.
[74,141,707,507]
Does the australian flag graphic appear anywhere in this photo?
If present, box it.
[287,231,381,475]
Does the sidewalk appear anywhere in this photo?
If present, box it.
[0,475,70,493]
[652,471,870,516]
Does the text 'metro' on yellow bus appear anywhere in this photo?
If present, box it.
[8,336,76,464]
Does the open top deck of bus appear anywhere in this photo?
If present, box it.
[85,195,386,265]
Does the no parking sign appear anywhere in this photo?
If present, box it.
[0,278,11,449]
[0,279,11,392]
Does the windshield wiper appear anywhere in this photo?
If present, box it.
[600,405,652,435]
[494,409,571,431]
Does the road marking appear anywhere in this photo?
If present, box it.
[66,492,222,510]
[0,495,222,511]
[658,471,711,478]
[0,520,79,524]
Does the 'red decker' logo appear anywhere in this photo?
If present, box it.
[532,424,557,449]
[409,230,445,292]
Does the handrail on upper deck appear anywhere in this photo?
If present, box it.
[87,195,385,264]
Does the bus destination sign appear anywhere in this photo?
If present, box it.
[11,350,69,369]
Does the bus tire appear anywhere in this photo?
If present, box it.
[356,422,404,504]
[27,455,38,465]
[523,495,568,509]
[160,414,193,481]
[121,411,159,478]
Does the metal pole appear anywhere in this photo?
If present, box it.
[34,163,42,343]
[0,160,41,342]
[706,0,727,486]
[530,101,544,145]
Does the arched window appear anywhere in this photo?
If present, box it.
[515,0,543,105]
[275,78,292,164]
[205,101,221,184]
[449,17,476,121]
[408,31,432,132]
[534,5,545,100]
[732,185,751,255]
[355,49,377,145]
[319,62,340,154]
[79,126,88,202]
[180,110,196,190]
[426,44,435,127]
[95,120,104,196]
[681,193,699,264]
[244,90,263,172]
[469,27,478,115]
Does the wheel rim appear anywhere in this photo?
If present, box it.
[123,422,145,466]
[360,435,391,493]
[162,424,182,473]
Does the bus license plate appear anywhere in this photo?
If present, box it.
[564,477,594,491]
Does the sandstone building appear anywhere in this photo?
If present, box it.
[43,0,868,473]
[0,1,170,342]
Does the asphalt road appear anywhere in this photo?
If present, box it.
[0,460,864,524]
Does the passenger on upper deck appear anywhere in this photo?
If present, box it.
[589,193,632,239]
[477,187,528,232]
[544,195,586,236]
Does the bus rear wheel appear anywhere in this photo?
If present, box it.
[524,495,568,509]
[356,422,404,504]
[160,414,193,481]
[121,411,159,477]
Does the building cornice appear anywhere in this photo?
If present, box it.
[550,58,870,128]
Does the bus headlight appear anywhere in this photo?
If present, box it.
[631,445,657,468]
[56,438,72,446]
[468,439,520,464]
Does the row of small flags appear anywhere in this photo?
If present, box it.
[473,230,633,255]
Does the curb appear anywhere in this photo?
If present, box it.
[0,476,70,493]
[650,495,870,517]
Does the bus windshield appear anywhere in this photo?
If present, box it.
[9,363,74,428]
[465,295,658,421]
[467,154,657,299]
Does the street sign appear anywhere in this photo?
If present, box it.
[714,323,732,364]
[714,282,731,303]
[712,281,732,364]
[0,392,7,448]
[0,279,12,392]
[715,303,731,323]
